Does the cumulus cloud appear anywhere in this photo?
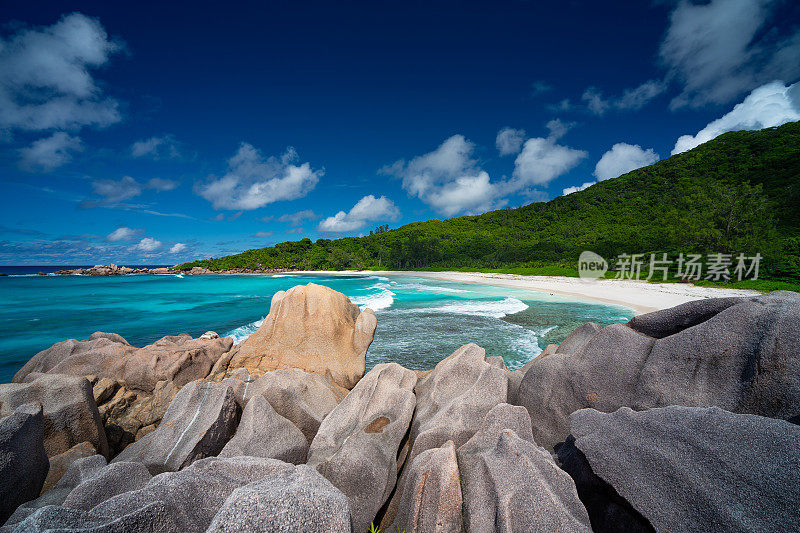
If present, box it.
[594,143,660,180]
[0,13,122,133]
[106,226,141,242]
[381,135,505,216]
[672,81,800,154]
[265,209,318,226]
[90,176,142,204]
[318,195,400,233]
[660,0,800,109]
[18,131,82,171]
[562,182,595,196]
[253,231,273,238]
[530,81,552,97]
[131,135,181,159]
[582,87,610,115]
[511,133,587,187]
[169,243,187,253]
[196,144,322,210]
[134,237,161,252]
[495,127,526,156]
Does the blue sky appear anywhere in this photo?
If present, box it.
[1,0,799,265]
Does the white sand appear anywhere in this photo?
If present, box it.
[292,270,760,315]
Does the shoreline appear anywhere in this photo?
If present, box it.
[289,270,761,315]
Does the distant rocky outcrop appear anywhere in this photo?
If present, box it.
[516,290,800,450]
[212,283,377,390]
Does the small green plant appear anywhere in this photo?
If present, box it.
[367,523,381,533]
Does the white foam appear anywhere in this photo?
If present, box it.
[225,317,265,344]
[271,274,289,278]
[350,282,395,311]
[396,282,470,293]
[422,297,529,318]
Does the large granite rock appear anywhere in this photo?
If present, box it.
[7,456,294,532]
[518,291,800,450]
[1,454,108,529]
[112,380,239,474]
[307,362,416,532]
[240,368,344,443]
[212,283,377,389]
[14,332,232,394]
[60,461,152,511]
[558,406,800,532]
[0,404,49,525]
[0,374,109,458]
[39,441,96,495]
[219,394,308,464]
[456,403,591,532]
[207,465,352,532]
[386,440,463,533]
[556,322,602,354]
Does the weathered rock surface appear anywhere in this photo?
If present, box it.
[0,374,108,458]
[207,465,352,533]
[558,406,800,533]
[39,441,96,495]
[387,440,462,533]
[518,291,800,450]
[457,403,591,532]
[112,380,239,474]
[14,332,232,394]
[8,456,295,532]
[219,394,308,464]
[60,461,152,511]
[409,343,508,461]
[212,283,376,389]
[307,362,416,532]
[240,367,344,443]
[556,322,602,354]
[0,404,49,525]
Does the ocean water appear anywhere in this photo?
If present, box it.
[0,272,635,383]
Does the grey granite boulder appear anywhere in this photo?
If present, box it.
[39,441,96,494]
[385,440,462,533]
[307,362,416,532]
[0,374,109,458]
[556,322,602,354]
[0,404,49,524]
[558,406,800,533]
[456,403,591,532]
[518,291,800,450]
[14,332,232,394]
[112,380,239,474]
[219,394,308,464]
[242,368,344,443]
[9,456,294,532]
[61,461,152,511]
[207,464,352,532]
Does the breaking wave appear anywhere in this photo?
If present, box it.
[225,317,265,344]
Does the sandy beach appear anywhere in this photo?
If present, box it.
[293,270,761,314]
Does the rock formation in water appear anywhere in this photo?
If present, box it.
[1,285,798,532]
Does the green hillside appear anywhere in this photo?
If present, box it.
[179,121,800,282]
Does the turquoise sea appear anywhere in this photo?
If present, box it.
[0,271,635,383]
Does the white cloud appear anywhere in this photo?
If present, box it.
[563,182,595,196]
[196,143,322,210]
[672,81,800,154]
[0,13,122,133]
[106,226,141,242]
[512,136,587,187]
[381,135,505,216]
[530,81,552,97]
[145,177,179,191]
[253,231,273,238]
[594,143,660,181]
[273,209,318,225]
[90,176,142,204]
[131,135,181,159]
[18,131,82,171]
[496,127,526,156]
[660,0,800,109]
[134,237,161,252]
[169,243,187,254]
[581,80,666,115]
[318,195,400,233]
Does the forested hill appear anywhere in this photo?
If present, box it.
[179,121,800,281]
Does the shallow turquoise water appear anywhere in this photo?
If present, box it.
[0,273,634,382]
